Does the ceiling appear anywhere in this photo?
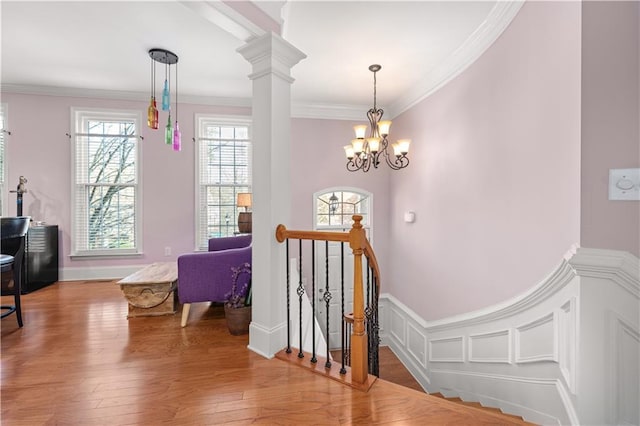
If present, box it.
[0,1,522,119]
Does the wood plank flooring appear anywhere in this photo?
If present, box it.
[2,281,530,425]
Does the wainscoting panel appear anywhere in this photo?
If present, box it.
[379,247,639,426]
[613,315,640,426]
[515,312,557,364]
[389,306,406,346]
[429,336,464,363]
[469,329,511,364]
[558,297,577,393]
[407,322,427,368]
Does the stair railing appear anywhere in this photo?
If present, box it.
[275,215,381,389]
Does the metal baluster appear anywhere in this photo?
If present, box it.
[297,239,304,358]
[372,273,379,376]
[324,240,332,368]
[365,257,372,374]
[286,239,291,353]
[311,241,317,363]
[340,241,347,374]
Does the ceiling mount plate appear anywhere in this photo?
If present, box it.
[149,48,178,65]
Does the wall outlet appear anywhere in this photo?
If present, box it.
[164,246,171,256]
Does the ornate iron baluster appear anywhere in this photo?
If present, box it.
[324,240,332,368]
[311,241,317,363]
[340,241,347,374]
[297,239,304,359]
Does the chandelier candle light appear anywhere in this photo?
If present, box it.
[148,48,181,151]
[344,64,411,172]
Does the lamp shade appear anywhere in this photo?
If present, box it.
[377,120,392,136]
[367,137,381,153]
[353,125,368,139]
[237,193,252,208]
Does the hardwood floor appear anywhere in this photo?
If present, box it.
[2,281,530,425]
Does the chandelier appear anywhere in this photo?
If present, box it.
[148,48,181,151]
[344,64,411,172]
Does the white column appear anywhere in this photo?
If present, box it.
[238,33,306,358]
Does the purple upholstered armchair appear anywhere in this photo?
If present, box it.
[177,235,251,327]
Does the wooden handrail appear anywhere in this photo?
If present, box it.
[275,224,350,243]
[364,239,381,295]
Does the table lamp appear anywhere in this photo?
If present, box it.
[237,193,252,233]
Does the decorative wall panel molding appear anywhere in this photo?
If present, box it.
[407,322,427,368]
[379,247,639,426]
[515,312,557,364]
[558,297,577,394]
[429,336,464,363]
[469,329,511,364]
[611,314,640,426]
[389,306,406,345]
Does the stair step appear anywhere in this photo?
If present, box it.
[429,392,531,423]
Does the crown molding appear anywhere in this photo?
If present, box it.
[0,84,252,108]
[387,0,525,118]
[0,83,368,120]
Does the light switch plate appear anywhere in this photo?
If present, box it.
[609,168,640,200]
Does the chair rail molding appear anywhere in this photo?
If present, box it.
[379,246,640,426]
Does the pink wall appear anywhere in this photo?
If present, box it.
[581,1,640,256]
[388,2,582,320]
[1,92,250,270]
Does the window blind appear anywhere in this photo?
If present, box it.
[71,109,141,256]
[196,116,252,251]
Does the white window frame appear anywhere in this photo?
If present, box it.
[194,114,252,251]
[70,107,143,258]
[0,104,7,217]
[313,186,373,240]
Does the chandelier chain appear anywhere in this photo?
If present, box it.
[373,70,377,111]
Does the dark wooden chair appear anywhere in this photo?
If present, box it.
[1,216,30,327]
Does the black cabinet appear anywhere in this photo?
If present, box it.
[23,225,59,293]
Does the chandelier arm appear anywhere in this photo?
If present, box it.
[383,151,410,170]
[346,159,361,172]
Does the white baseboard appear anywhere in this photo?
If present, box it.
[60,265,146,281]
[248,320,287,359]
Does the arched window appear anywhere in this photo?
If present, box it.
[314,188,372,231]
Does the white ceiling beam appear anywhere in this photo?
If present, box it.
[179,1,265,42]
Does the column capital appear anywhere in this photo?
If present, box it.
[237,33,307,83]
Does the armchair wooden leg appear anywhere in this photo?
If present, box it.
[181,303,191,327]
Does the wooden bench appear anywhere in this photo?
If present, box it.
[117,262,178,318]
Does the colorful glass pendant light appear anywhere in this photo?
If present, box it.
[147,56,158,129]
[148,48,178,135]
[172,60,181,152]
[147,96,158,130]
[165,114,173,145]
[173,122,181,152]
[162,63,170,111]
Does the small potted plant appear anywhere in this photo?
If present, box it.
[224,262,252,335]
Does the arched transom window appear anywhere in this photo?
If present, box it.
[315,188,371,230]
